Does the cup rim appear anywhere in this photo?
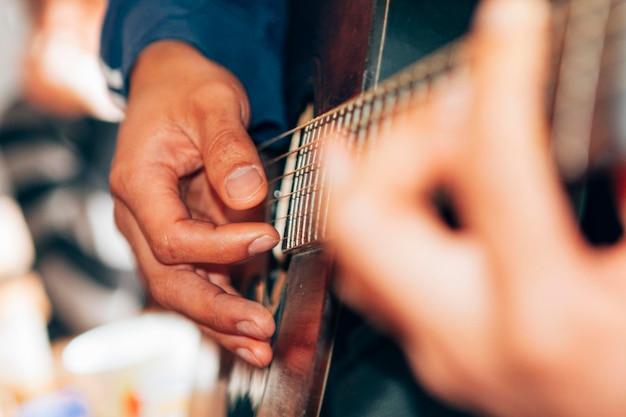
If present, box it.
[61,312,200,375]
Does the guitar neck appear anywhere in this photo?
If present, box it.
[262,0,626,253]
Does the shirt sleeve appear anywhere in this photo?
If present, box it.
[100,0,288,141]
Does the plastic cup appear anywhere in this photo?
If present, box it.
[61,312,201,417]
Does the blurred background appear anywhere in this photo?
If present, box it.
[0,0,158,413]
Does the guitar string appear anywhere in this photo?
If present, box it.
[263,45,461,212]
[264,2,545,247]
[273,61,469,247]
[264,0,624,247]
[258,0,615,176]
[263,0,614,204]
[259,43,461,172]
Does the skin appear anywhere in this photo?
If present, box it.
[327,0,626,416]
[110,41,279,367]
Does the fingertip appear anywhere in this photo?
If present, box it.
[236,342,273,368]
[248,234,280,256]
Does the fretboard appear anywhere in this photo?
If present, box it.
[260,0,625,253]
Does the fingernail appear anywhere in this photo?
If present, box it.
[225,165,264,201]
[236,320,268,339]
[236,348,259,366]
[248,235,279,255]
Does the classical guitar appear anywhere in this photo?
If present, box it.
[225,0,626,416]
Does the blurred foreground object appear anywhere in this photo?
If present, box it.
[0,196,34,279]
[0,196,54,405]
[0,0,30,117]
[22,0,122,121]
[61,312,204,417]
[0,273,54,401]
[0,103,142,339]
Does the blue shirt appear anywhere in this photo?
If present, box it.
[100,0,289,141]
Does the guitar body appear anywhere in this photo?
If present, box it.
[226,2,477,417]
[283,0,478,119]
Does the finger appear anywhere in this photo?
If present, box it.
[128,41,266,211]
[326,100,488,342]
[155,267,276,341]
[199,325,273,367]
[190,82,269,211]
[458,0,584,267]
[112,163,279,264]
[115,204,276,339]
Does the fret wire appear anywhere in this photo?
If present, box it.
[271,119,301,248]
[313,117,328,241]
[272,0,619,251]
[337,107,345,132]
[365,95,384,153]
[343,104,354,140]
[297,123,315,246]
[258,0,576,158]
[309,119,324,243]
[350,101,363,137]
[298,120,318,246]
[317,112,340,240]
[307,118,321,244]
[357,98,373,153]
[266,38,487,183]
[305,120,321,244]
[310,115,331,241]
[313,116,329,241]
[295,123,310,247]
[317,112,339,240]
[288,125,309,248]
[303,120,318,244]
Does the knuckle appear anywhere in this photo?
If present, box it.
[109,158,142,201]
[207,127,247,156]
[150,230,183,264]
[108,163,126,197]
[111,203,127,234]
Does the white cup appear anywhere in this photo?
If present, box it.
[62,312,201,417]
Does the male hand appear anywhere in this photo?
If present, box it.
[327,0,626,415]
[110,41,279,367]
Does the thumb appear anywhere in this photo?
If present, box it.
[198,83,268,211]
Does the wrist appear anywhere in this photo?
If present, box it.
[127,40,250,124]
[129,40,202,96]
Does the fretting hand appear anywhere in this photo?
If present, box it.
[327,0,626,416]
